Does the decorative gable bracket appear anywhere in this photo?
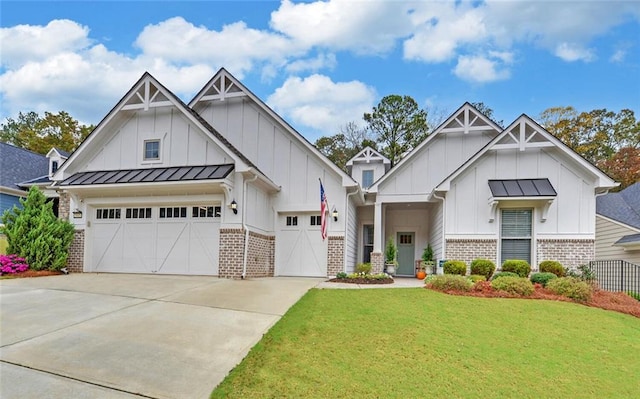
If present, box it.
[488,198,555,223]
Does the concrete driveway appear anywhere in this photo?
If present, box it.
[0,274,322,399]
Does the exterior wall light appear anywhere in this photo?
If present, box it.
[230,199,238,214]
[72,209,83,218]
[332,207,338,222]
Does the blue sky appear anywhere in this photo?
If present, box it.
[1,1,639,141]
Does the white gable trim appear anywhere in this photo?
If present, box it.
[434,114,618,193]
[346,146,390,167]
[189,68,357,187]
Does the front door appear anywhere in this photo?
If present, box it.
[397,232,415,276]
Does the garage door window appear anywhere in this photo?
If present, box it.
[126,208,152,219]
[286,216,298,226]
[159,207,187,218]
[192,206,221,218]
[310,215,321,226]
[96,208,121,219]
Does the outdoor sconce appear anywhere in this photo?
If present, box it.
[230,199,238,215]
[72,209,83,218]
[332,207,338,222]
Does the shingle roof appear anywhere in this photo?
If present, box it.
[614,233,640,245]
[54,148,71,158]
[596,182,640,230]
[0,142,49,191]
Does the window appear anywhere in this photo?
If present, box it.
[399,233,413,244]
[501,209,532,264]
[96,208,121,219]
[125,208,152,219]
[362,170,374,188]
[159,207,187,219]
[363,225,373,263]
[192,206,221,218]
[144,140,160,161]
[286,216,298,226]
[310,215,322,226]
[51,161,59,173]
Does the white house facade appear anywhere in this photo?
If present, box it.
[54,70,618,278]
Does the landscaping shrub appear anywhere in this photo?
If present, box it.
[566,264,597,285]
[539,260,565,277]
[470,259,496,280]
[547,277,593,302]
[355,262,372,274]
[491,271,519,280]
[491,276,534,296]
[469,275,487,283]
[1,187,75,271]
[336,272,347,279]
[0,254,29,275]
[530,272,558,287]
[426,275,472,291]
[443,260,466,276]
[501,260,531,278]
[627,291,640,302]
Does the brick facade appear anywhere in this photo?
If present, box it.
[66,230,85,273]
[218,229,275,279]
[58,192,70,220]
[327,236,344,276]
[536,239,594,269]
[445,239,497,272]
[370,252,384,274]
[245,231,275,278]
[218,228,246,278]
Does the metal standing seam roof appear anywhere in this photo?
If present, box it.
[60,164,234,186]
[488,178,557,197]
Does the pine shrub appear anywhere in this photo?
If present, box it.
[539,260,565,277]
[470,259,496,280]
[491,276,534,296]
[443,260,467,276]
[501,260,531,278]
[530,272,558,287]
[1,186,75,271]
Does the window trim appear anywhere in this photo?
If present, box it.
[500,208,533,265]
[143,139,161,162]
[362,169,374,189]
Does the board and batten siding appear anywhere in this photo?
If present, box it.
[244,182,274,234]
[596,216,640,264]
[345,197,358,272]
[79,108,232,174]
[378,132,494,196]
[428,201,444,262]
[446,147,596,236]
[195,98,347,233]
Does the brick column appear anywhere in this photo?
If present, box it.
[327,236,344,277]
[218,228,245,278]
[370,252,384,274]
[66,230,84,272]
[58,192,70,220]
[245,231,275,278]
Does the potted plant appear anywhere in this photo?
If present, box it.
[422,244,435,275]
[384,237,398,275]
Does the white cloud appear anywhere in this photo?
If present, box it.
[285,53,337,74]
[453,54,511,83]
[610,49,626,63]
[554,43,595,62]
[267,75,376,137]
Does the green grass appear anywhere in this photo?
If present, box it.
[211,288,640,399]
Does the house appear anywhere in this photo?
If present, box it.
[52,69,618,277]
[596,183,640,265]
[0,143,65,216]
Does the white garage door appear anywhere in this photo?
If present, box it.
[90,205,220,275]
[275,213,327,277]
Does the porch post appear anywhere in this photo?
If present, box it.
[373,201,383,252]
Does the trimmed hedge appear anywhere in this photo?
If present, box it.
[491,276,534,296]
[539,260,565,277]
[469,275,487,283]
[547,277,593,302]
[470,259,496,280]
[501,260,531,278]
[426,275,473,291]
[491,271,519,280]
[530,272,558,287]
[443,260,467,276]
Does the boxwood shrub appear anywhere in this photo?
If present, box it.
[539,260,565,277]
[491,271,519,280]
[469,274,487,283]
[547,277,593,302]
[501,260,531,278]
[530,272,558,287]
[491,276,534,296]
[470,259,496,280]
[355,262,372,274]
[426,275,472,291]
[443,260,467,276]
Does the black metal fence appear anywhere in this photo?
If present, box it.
[589,260,640,294]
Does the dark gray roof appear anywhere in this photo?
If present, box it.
[54,148,71,157]
[488,178,557,197]
[60,164,234,186]
[614,233,640,245]
[19,175,52,186]
[0,142,49,191]
[596,182,640,229]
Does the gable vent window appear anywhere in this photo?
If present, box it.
[51,161,59,173]
[192,206,221,218]
[362,170,374,188]
[159,207,187,219]
[126,208,152,219]
[310,215,322,226]
[144,139,160,161]
[501,209,532,264]
[286,216,298,226]
[96,208,121,219]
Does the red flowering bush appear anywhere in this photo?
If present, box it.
[0,254,29,275]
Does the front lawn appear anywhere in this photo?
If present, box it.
[212,288,640,398]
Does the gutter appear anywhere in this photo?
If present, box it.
[432,191,446,265]
[241,173,259,279]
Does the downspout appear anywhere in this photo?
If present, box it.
[432,191,446,267]
[241,173,259,279]
[342,186,359,274]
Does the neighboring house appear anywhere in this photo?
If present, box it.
[0,143,64,216]
[52,69,618,277]
[596,183,640,265]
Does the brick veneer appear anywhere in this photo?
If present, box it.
[327,236,344,276]
[445,239,497,272]
[218,229,275,279]
[218,228,246,278]
[66,230,84,272]
[370,252,384,274]
[536,239,594,269]
[58,192,70,220]
[245,231,275,278]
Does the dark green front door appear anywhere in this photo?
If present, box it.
[397,232,415,276]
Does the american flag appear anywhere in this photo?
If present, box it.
[320,179,328,241]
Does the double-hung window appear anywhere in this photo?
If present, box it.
[144,140,160,161]
[362,170,374,189]
[500,209,532,264]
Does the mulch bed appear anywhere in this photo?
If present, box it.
[0,270,64,279]
[429,281,640,318]
[328,277,394,285]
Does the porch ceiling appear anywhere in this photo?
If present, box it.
[385,202,430,211]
